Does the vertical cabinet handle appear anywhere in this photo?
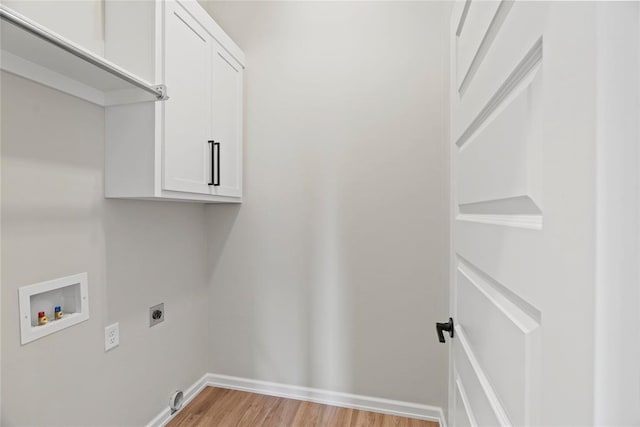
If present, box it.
[208,140,215,186]
[208,141,221,187]
[214,142,220,186]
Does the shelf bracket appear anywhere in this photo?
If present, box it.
[154,84,169,101]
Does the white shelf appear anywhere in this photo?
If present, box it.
[0,5,167,106]
[19,273,89,345]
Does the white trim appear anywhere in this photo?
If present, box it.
[455,375,478,427]
[146,373,210,427]
[456,327,511,426]
[593,2,640,423]
[455,38,542,149]
[456,213,542,230]
[147,373,447,427]
[175,0,245,68]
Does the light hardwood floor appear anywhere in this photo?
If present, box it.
[167,387,439,427]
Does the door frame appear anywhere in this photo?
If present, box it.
[593,2,640,424]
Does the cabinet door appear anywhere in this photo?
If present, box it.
[210,43,243,197]
[163,0,212,194]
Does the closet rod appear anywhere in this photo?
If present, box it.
[0,5,167,101]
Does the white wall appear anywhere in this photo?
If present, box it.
[201,1,450,409]
[0,72,209,425]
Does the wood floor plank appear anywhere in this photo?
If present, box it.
[260,395,302,427]
[316,404,340,426]
[351,408,381,427]
[290,400,322,426]
[169,387,224,427]
[236,394,281,426]
[327,407,354,426]
[166,387,439,427]
[206,389,254,426]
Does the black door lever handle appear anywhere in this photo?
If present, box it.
[436,317,454,343]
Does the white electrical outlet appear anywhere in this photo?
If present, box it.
[104,323,119,352]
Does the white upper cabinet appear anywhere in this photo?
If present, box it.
[104,0,245,203]
[163,1,212,195]
[211,42,243,197]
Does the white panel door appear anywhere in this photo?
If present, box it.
[163,0,212,194]
[449,1,597,425]
[210,42,242,197]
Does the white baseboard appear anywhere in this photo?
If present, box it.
[148,372,447,427]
